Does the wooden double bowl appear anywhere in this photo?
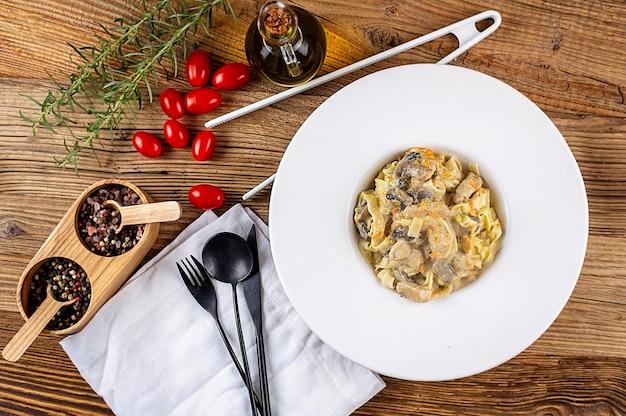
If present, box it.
[2,179,182,361]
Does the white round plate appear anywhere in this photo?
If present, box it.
[269,64,588,381]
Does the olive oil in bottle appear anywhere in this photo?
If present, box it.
[245,1,326,87]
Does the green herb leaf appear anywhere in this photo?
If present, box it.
[22,0,235,172]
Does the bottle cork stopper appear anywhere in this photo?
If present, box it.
[264,6,294,38]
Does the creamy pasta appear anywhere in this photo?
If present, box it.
[354,147,503,302]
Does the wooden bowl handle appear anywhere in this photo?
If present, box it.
[2,287,76,362]
[105,200,182,234]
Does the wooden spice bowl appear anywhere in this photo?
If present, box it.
[15,179,164,336]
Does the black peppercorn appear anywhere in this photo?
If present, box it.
[27,257,91,330]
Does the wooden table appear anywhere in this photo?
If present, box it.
[1,0,624,414]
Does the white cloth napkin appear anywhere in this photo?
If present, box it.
[61,204,385,416]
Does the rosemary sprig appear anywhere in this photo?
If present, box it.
[20,0,236,172]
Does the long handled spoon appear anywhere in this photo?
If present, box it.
[202,232,257,416]
[207,10,501,131]
[233,10,502,200]
[2,286,76,362]
[104,200,182,234]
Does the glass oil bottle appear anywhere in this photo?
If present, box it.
[245,1,327,87]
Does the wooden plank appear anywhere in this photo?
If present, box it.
[2,0,626,413]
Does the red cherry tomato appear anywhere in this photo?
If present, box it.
[188,184,225,210]
[184,88,222,114]
[159,88,185,119]
[132,131,162,158]
[191,131,216,161]
[163,119,189,148]
[186,50,211,87]
[212,63,250,90]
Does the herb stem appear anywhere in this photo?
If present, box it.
[22,0,235,171]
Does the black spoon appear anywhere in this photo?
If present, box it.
[202,232,256,416]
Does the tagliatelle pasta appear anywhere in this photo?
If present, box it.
[354,147,503,302]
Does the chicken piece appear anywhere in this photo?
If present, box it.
[426,219,456,259]
[438,157,463,190]
[453,172,483,204]
[388,239,424,276]
[396,280,433,303]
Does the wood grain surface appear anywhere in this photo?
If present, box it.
[1,0,626,414]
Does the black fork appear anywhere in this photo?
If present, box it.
[177,255,262,415]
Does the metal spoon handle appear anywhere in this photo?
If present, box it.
[232,286,257,416]
[213,319,263,413]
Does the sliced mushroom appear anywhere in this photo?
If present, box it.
[385,187,413,209]
[394,150,436,183]
[432,260,458,285]
[408,187,435,202]
[354,199,371,240]
[390,225,409,241]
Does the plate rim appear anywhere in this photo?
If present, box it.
[269,63,589,381]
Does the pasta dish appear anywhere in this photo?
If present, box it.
[353,147,503,302]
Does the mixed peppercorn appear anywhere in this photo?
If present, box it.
[77,185,144,257]
[28,257,91,330]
